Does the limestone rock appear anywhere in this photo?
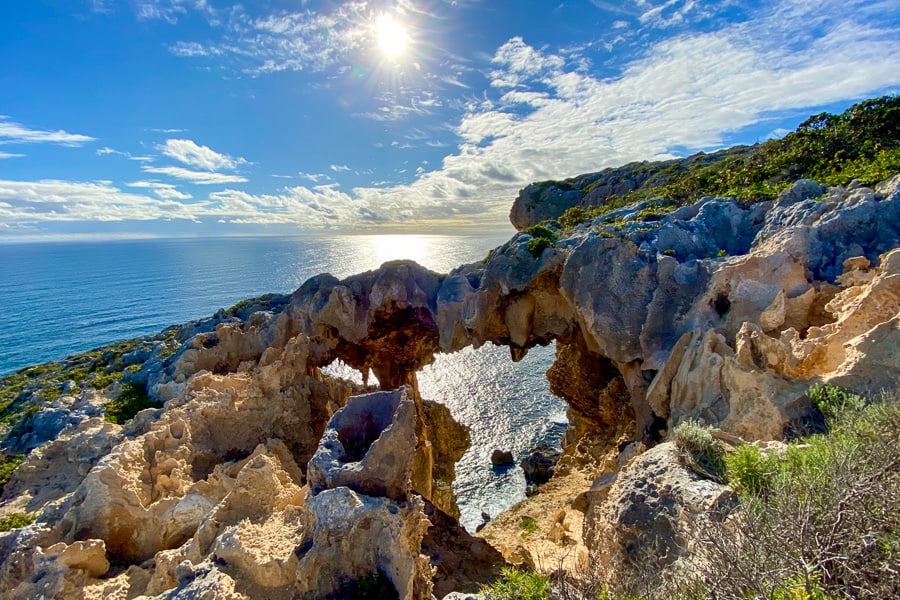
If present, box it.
[585,443,734,593]
[2,173,899,599]
[419,399,471,518]
[308,388,418,501]
[296,488,433,600]
[509,181,583,231]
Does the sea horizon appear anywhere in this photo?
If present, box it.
[0,232,517,376]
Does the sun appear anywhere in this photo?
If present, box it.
[375,14,408,59]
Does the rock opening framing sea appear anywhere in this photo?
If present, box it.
[0,233,567,530]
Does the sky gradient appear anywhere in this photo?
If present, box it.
[1,0,899,241]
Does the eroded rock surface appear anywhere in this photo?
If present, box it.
[585,443,734,593]
[0,174,898,597]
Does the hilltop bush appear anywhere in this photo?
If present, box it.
[525,224,559,257]
[556,95,900,229]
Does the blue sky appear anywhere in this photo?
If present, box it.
[1,0,898,241]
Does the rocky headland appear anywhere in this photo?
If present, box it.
[1,100,899,598]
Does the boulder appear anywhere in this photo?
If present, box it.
[490,449,514,467]
[585,443,734,594]
[520,445,563,486]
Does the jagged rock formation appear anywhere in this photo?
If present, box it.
[0,374,480,599]
[0,172,898,598]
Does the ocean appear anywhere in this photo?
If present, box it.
[0,234,566,530]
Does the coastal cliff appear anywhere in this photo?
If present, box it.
[1,121,899,596]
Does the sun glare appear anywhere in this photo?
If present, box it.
[376,14,408,59]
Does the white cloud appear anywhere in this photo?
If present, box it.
[299,171,331,183]
[159,139,246,171]
[8,0,900,235]
[638,0,697,27]
[0,152,24,159]
[125,180,192,200]
[0,179,202,225]
[490,37,566,88]
[167,3,371,74]
[0,117,94,146]
[169,41,219,57]
[141,165,248,184]
[134,0,216,25]
[96,147,153,161]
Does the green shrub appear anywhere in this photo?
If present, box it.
[0,454,24,493]
[37,386,61,402]
[558,199,628,230]
[519,515,538,537]
[225,298,254,317]
[807,383,865,421]
[105,382,161,424]
[635,202,675,222]
[0,512,37,532]
[671,419,725,481]
[724,445,778,496]
[687,398,900,600]
[90,371,123,390]
[526,236,555,258]
[481,566,550,600]
[525,224,558,241]
[553,96,900,228]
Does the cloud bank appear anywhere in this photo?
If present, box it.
[2,0,899,236]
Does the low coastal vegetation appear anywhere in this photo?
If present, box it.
[482,385,900,600]
[104,382,161,425]
[0,512,37,533]
[481,566,551,600]
[0,453,24,494]
[525,224,559,257]
[0,333,180,433]
[549,96,899,230]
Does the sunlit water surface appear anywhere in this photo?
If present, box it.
[0,234,566,530]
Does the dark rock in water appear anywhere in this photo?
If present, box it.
[490,449,514,466]
[520,444,563,486]
[475,510,491,532]
[525,484,539,497]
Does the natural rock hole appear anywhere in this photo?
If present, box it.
[336,397,400,462]
[713,292,731,316]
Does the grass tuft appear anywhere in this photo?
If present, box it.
[481,567,550,600]
[671,419,725,481]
